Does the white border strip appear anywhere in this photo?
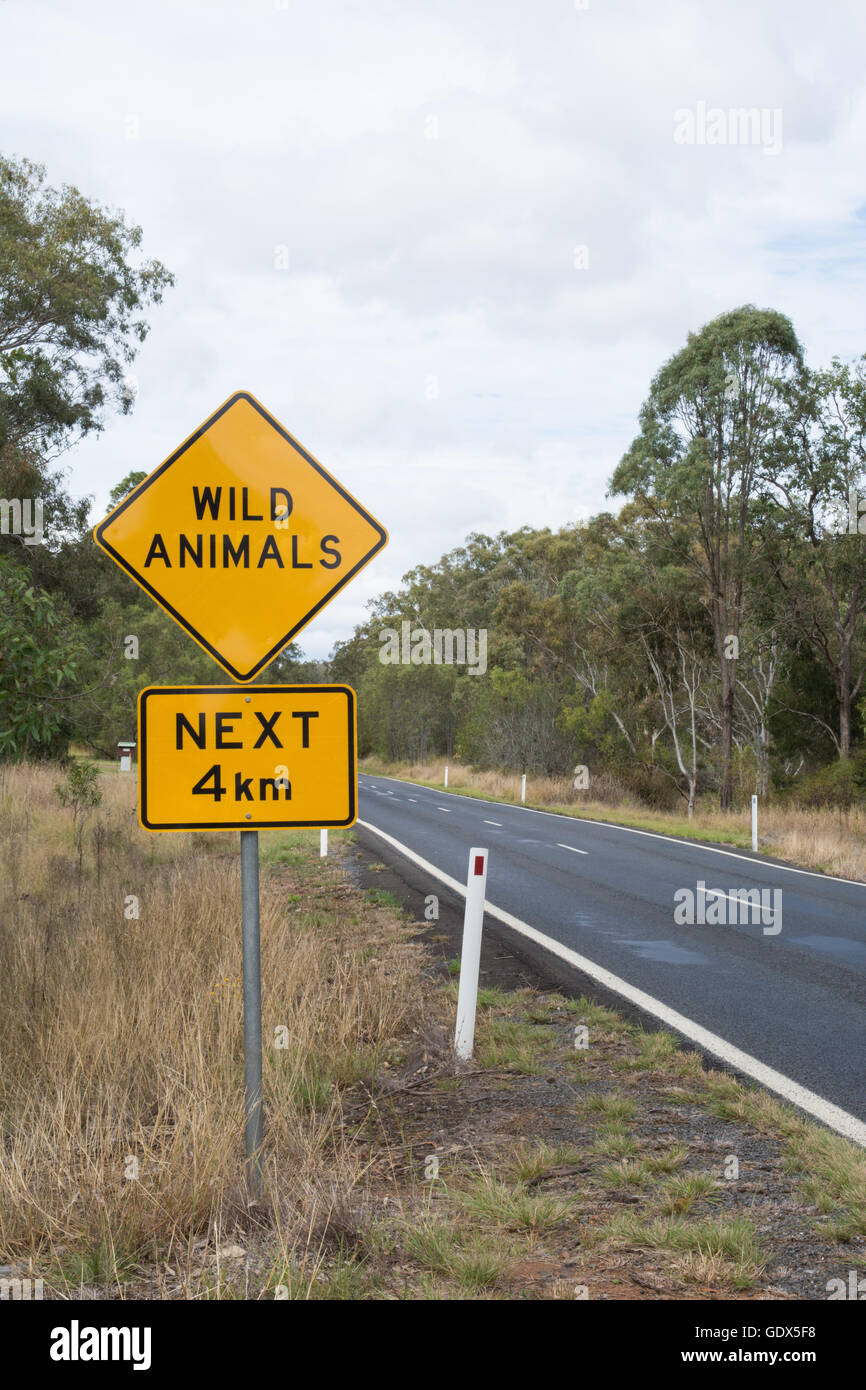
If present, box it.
[357,817,866,1148]
[360,774,866,889]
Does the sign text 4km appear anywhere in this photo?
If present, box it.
[138,686,356,831]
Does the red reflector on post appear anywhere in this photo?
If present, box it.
[474,855,485,876]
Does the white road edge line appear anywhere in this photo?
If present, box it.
[557,843,588,855]
[364,775,866,889]
[357,817,866,1149]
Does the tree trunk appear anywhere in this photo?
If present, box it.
[719,668,734,810]
[839,639,852,758]
[715,602,736,811]
[759,722,770,798]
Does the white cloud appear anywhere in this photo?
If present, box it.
[2,0,866,655]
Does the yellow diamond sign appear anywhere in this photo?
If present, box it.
[94,391,387,682]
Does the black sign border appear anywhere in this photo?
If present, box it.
[139,684,356,831]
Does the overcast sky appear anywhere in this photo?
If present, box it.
[3,0,866,656]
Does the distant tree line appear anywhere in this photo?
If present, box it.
[2,155,865,815]
[333,307,866,814]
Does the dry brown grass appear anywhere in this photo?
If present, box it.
[0,761,426,1289]
[3,761,862,1300]
[362,757,866,882]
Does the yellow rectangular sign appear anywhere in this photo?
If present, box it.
[138,685,356,831]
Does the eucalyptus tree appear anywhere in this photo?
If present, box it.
[764,357,866,758]
[611,306,802,809]
[0,155,173,458]
[0,155,173,759]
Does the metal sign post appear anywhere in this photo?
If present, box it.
[95,389,386,1202]
[136,682,358,1200]
[240,830,264,1200]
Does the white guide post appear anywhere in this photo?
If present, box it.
[454,848,489,1060]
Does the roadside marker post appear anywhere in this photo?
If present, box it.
[444,764,449,789]
[95,391,387,1199]
[752,794,758,852]
[521,773,526,804]
[454,847,489,1060]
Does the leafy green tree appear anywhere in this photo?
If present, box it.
[72,596,224,756]
[456,667,567,773]
[0,555,85,759]
[0,155,173,457]
[253,642,326,685]
[107,471,147,511]
[55,760,102,878]
[765,357,866,756]
[611,305,802,809]
[357,660,457,761]
[0,442,96,617]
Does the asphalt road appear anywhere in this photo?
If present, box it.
[357,773,866,1142]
